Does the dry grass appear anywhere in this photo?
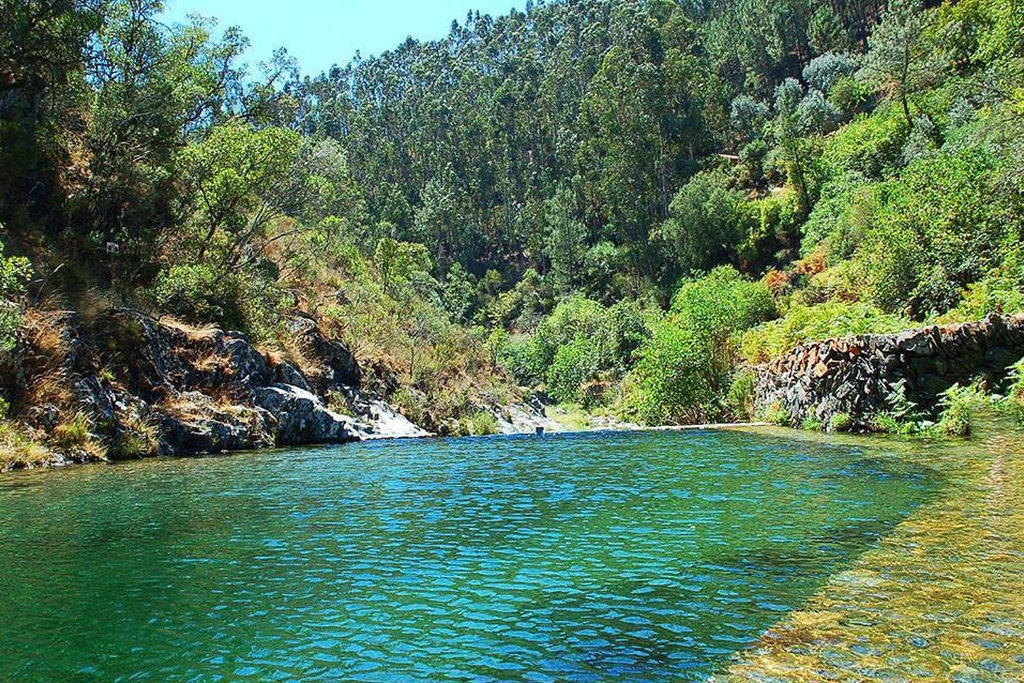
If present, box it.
[20,309,75,407]
[158,316,220,341]
[0,422,53,471]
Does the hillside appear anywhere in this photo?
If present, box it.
[1,0,1023,464]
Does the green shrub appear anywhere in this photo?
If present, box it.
[623,268,776,425]
[821,107,908,179]
[107,415,160,460]
[828,75,872,114]
[623,322,718,425]
[761,402,792,427]
[659,170,752,273]
[829,412,853,432]
[725,369,758,421]
[0,237,32,351]
[801,172,874,258]
[935,383,989,437]
[150,264,245,329]
[671,266,776,335]
[801,417,825,431]
[860,147,1015,315]
[942,245,1024,322]
[741,302,914,363]
[547,336,601,404]
[466,411,499,436]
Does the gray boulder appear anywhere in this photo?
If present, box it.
[253,384,362,446]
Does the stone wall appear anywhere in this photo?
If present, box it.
[754,314,1024,428]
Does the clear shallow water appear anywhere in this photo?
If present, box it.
[0,430,941,681]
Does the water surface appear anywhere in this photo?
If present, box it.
[0,429,941,681]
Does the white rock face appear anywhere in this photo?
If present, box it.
[358,399,430,439]
[495,403,562,435]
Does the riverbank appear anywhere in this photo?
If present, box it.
[717,411,1024,681]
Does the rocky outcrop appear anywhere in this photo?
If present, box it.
[252,384,360,446]
[0,308,429,466]
[754,314,1024,428]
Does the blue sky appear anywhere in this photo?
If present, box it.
[161,0,525,75]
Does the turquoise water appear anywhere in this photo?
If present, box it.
[0,430,940,681]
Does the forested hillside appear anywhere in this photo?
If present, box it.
[1,0,1022,453]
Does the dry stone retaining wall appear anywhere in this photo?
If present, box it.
[754,314,1024,428]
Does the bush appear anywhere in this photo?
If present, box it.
[803,53,859,94]
[942,245,1024,322]
[801,172,874,258]
[935,383,988,437]
[623,268,775,425]
[761,402,792,426]
[547,336,601,404]
[821,108,908,179]
[829,75,873,114]
[829,412,854,432]
[670,266,776,336]
[51,412,93,452]
[860,148,1015,315]
[741,301,915,363]
[465,411,499,436]
[725,369,757,421]
[660,170,752,273]
[0,237,32,351]
[623,322,718,425]
[150,264,244,329]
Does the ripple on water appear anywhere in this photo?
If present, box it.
[0,429,950,681]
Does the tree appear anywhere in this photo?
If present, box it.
[175,122,304,276]
[858,0,938,128]
[730,95,769,144]
[803,53,859,93]
[543,185,588,294]
[659,170,749,274]
[772,78,815,219]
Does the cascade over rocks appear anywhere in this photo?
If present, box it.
[754,314,1024,428]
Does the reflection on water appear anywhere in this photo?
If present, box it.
[0,428,965,681]
[719,416,1024,682]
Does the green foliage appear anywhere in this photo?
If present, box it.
[670,266,776,335]
[821,108,908,179]
[857,0,940,126]
[499,296,655,401]
[801,172,873,258]
[741,301,914,363]
[935,383,989,437]
[725,369,758,421]
[828,75,873,114]
[547,337,602,405]
[150,265,230,325]
[0,238,32,350]
[659,170,751,274]
[458,411,500,437]
[861,148,1016,315]
[761,402,793,427]
[942,245,1024,321]
[625,268,774,425]
[624,321,717,425]
[829,412,854,432]
[867,380,924,435]
[730,96,769,142]
[50,412,103,458]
